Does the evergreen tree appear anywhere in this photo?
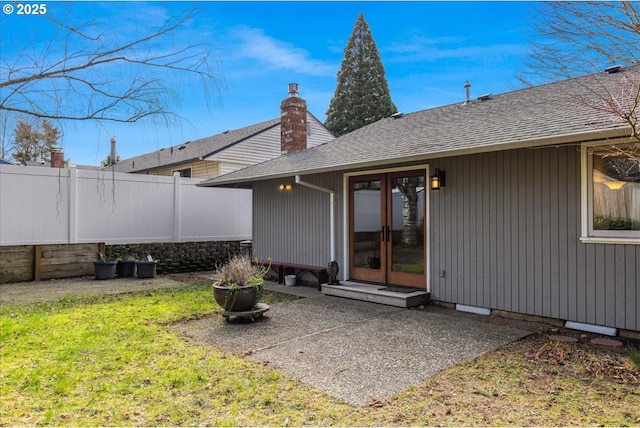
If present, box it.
[39,120,60,162]
[11,119,60,164]
[325,13,397,137]
[101,154,121,167]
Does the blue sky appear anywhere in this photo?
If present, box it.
[1,1,539,166]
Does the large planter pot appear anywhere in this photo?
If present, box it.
[94,261,117,280]
[136,261,157,279]
[117,260,136,278]
[213,284,260,312]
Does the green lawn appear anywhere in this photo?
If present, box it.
[1,281,639,426]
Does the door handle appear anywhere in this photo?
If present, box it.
[379,227,385,242]
[385,225,391,242]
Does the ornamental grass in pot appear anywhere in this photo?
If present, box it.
[213,255,270,312]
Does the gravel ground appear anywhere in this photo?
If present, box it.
[0,275,189,305]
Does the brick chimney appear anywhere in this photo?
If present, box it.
[51,148,64,168]
[280,83,307,154]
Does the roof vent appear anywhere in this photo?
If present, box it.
[178,145,186,150]
[463,81,471,105]
[605,65,622,74]
[477,93,492,101]
[391,112,404,119]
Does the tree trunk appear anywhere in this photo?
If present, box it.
[397,177,419,246]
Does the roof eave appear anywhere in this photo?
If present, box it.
[197,125,632,188]
[111,157,201,174]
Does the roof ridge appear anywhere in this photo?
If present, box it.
[199,64,638,187]
[104,117,281,172]
[402,64,640,114]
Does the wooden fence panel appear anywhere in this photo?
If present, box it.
[40,243,101,279]
[0,243,102,283]
[0,245,34,283]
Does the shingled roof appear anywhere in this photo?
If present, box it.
[109,118,280,173]
[199,66,639,188]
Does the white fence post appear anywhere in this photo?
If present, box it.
[69,166,78,243]
[173,173,181,242]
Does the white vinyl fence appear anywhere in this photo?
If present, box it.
[0,165,252,245]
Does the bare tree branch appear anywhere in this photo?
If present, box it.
[0,8,221,124]
[521,1,640,163]
[0,111,13,159]
[520,2,640,84]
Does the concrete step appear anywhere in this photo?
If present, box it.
[321,281,430,308]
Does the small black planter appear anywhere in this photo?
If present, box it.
[94,261,117,280]
[117,260,136,278]
[136,261,157,279]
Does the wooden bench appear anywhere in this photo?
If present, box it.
[255,260,282,283]
[255,261,328,290]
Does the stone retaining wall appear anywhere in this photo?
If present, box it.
[0,241,245,283]
[106,241,243,275]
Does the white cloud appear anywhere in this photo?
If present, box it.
[230,26,336,77]
[390,43,525,64]
[384,32,524,64]
[387,35,467,54]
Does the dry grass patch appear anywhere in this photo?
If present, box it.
[359,333,640,426]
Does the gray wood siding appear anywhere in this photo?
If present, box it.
[209,114,332,169]
[208,126,282,166]
[249,147,637,331]
[429,146,639,331]
[307,117,336,147]
[253,174,343,266]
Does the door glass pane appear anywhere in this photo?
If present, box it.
[391,176,425,274]
[353,180,381,269]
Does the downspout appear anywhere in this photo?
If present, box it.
[294,175,336,261]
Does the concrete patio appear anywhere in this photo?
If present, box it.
[176,287,530,406]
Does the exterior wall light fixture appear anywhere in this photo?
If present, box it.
[279,183,293,191]
[430,168,445,190]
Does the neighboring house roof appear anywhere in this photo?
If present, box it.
[200,65,639,188]
[73,164,103,171]
[109,118,281,173]
[0,160,99,170]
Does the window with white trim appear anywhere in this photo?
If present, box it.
[584,143,640,240]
